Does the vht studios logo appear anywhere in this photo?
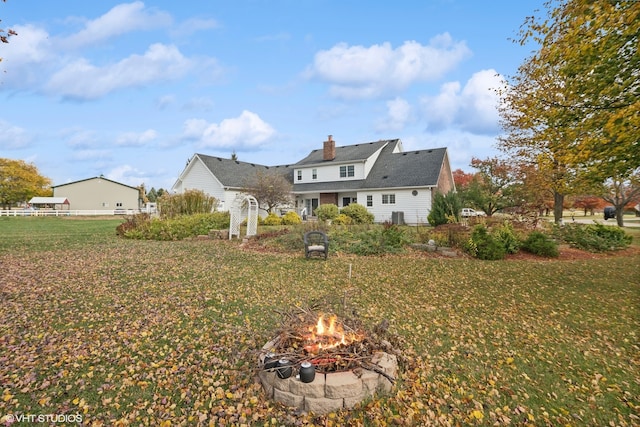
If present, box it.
[2,413,84,424]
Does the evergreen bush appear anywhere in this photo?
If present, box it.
[428,191,461,226]
[332,213,352,225]
[262,213,283,226]
[465,225,506,260]
[555,223,632,252]
[282,211,302,225]
[521,231,559,257]
[494,221,521,254]
[340,203,374,224]
[315,204,339,221]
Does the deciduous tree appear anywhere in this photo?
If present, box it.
[241,170,292,214]
[463,157,516,216]
[497,0,640,224]
[0,158,52,209]
[601,173,640,227]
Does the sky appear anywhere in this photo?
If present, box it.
[0,1,547,191]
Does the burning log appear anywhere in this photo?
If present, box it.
[260,306,401,377]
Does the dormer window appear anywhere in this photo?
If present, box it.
[340,165,354,178]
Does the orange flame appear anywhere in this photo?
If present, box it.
[303,314,363,354]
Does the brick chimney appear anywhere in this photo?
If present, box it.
[323,135,336,161]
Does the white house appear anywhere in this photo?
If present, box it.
[52,176,140,211]
[172,136,456,224]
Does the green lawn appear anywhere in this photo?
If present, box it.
[1,217,638,426]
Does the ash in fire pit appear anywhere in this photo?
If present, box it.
[257,308,399,414]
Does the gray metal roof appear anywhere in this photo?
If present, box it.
[294,140,392,166]
[195,154,293,188]
[52,176,139,190]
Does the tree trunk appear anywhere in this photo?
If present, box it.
[615,206,625,227]
[553,191,564,224]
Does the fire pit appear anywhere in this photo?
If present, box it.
[257,311,399,414]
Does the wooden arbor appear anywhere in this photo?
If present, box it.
[229,195,258,239]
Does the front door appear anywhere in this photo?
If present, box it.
[342,197,351,207]
[305,198,319,215]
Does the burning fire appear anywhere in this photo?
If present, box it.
[303,314,363,354]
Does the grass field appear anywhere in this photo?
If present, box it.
[1,217,639,426]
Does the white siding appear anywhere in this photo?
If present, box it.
[358,188,432,225]
[178,158,226,200]
[295,162,365,183]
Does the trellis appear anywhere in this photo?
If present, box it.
[229,195,258,239]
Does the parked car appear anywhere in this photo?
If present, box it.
[604,206,616,220]
[461,208,486,218]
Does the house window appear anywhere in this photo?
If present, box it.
[116,202,123,207]
[297,170,302,181]
[102,202,109,207]
[312,169,317,180]
[382,194,396,204]
[366,195,373,207]
[340,165,355,178]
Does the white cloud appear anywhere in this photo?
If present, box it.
[62,2,172,49]
[106,164,149,186]
[116,129,158,147]
[307,35,471,100]
[1,8,221,99]
[65,129,98,149]
[0,120,32,149]
[375,97,413,132]
[45,43,194,100]
[0,24,54,88]
[172,17,219,38]
[155,95,175,110]
[182,110,276,149]
[421,69,504,134]
[182,97,215,111]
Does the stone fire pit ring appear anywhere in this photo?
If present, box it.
[258,339,398,414]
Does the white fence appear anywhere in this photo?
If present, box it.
[0,209,152,217]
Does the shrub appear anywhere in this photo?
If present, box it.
[555,223,632,252]
[494,221,521,254]
[282,211,302,225]
[116,213,151,237]
[347,223,410,255]
[432,223,471,248]
[262,213,283,226]
[521,231,559,257]
[332,213,352,225]
[315,204,339,221]
[158,189,218,218]
[428,191,462,226]
[464,225,505,260]
[119,212,230,240]
[341,203,374,224]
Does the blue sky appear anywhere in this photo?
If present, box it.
[0,1,545,191]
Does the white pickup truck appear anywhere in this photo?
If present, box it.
[461,208,486,217]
